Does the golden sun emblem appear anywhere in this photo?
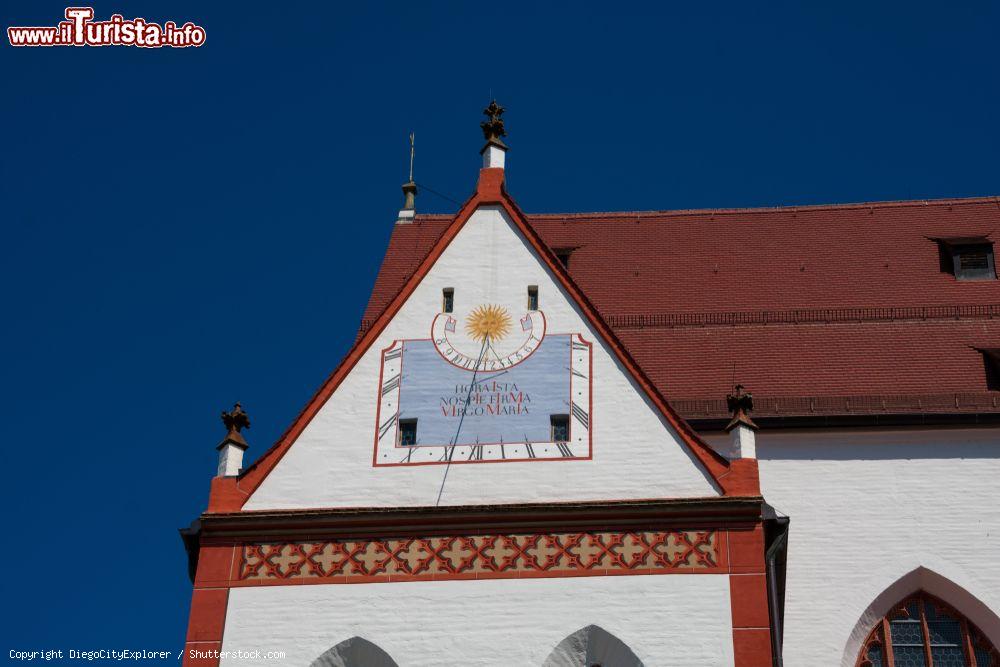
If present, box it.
[466,304,512,342]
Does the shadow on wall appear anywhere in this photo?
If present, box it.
[753,428,999,462]
[841,566,1000,667]
[543,625,645,667]
[310,637,398,667]
[308,627,646,667]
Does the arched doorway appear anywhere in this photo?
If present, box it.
[856,592,999,667]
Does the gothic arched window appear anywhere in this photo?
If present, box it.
[857,592,999,667]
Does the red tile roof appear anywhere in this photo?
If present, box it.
[361,197,1000,421]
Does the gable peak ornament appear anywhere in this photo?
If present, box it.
[216,402,250,476]
[480,100,508,150]
[220,402,250,449]
[725,384,758,432]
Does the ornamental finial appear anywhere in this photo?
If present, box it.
[480,100,507,149]
[725,384,757,432]
[726,384,753,415]
[221,402,250,444]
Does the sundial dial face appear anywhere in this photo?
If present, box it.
[372,303,592,467]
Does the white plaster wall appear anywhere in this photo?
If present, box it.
[246,206,718,509]
[221,575,735,666]
[705,427,1000,665]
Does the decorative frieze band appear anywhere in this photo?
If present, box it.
[238,529,720,584]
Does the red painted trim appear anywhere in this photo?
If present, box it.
[193,543,237,589]
[883,618,895,667]
[231,167,740,510]
[732,628,772,667]
[182,642,222,667]
[730,574,770,629]
[182,541,238,667]
[918,597,933,666]
[727,523,766,575]
[727,523,772,666]
[723,459,761,497]
[961,617,977,667]
[206,477,245,513]
[182,588,228,667]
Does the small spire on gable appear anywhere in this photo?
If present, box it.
[725,384,757,431]
[725,385,758,460]
[217,402,250,477]
[398,132,418,224]
[480,100,507,169]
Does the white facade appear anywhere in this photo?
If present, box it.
[245,204,718,510]
[706,426,1000,664]
[221,574,735,666]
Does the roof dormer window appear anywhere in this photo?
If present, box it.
[956,245,993,279]
[937,238,996,280]
[982,349,1000,391]
[554,248,573,268]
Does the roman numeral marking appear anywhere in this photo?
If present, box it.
[381,374,400,395]
[557,442,573,457]
[378,413,398,440]
[570,367,587,379]
[468,445,483,461]
[525,442,536,458]
[571,402,589,429]
[572,341,589,351]
[384,348,402,360]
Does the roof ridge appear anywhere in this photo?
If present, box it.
[519,194,1000,220]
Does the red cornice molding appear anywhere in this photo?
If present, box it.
[225,168,746,512]
[199,497,763,540]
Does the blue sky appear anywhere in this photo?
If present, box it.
[2,0,999,658]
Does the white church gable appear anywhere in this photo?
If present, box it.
[244,204,720,509]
